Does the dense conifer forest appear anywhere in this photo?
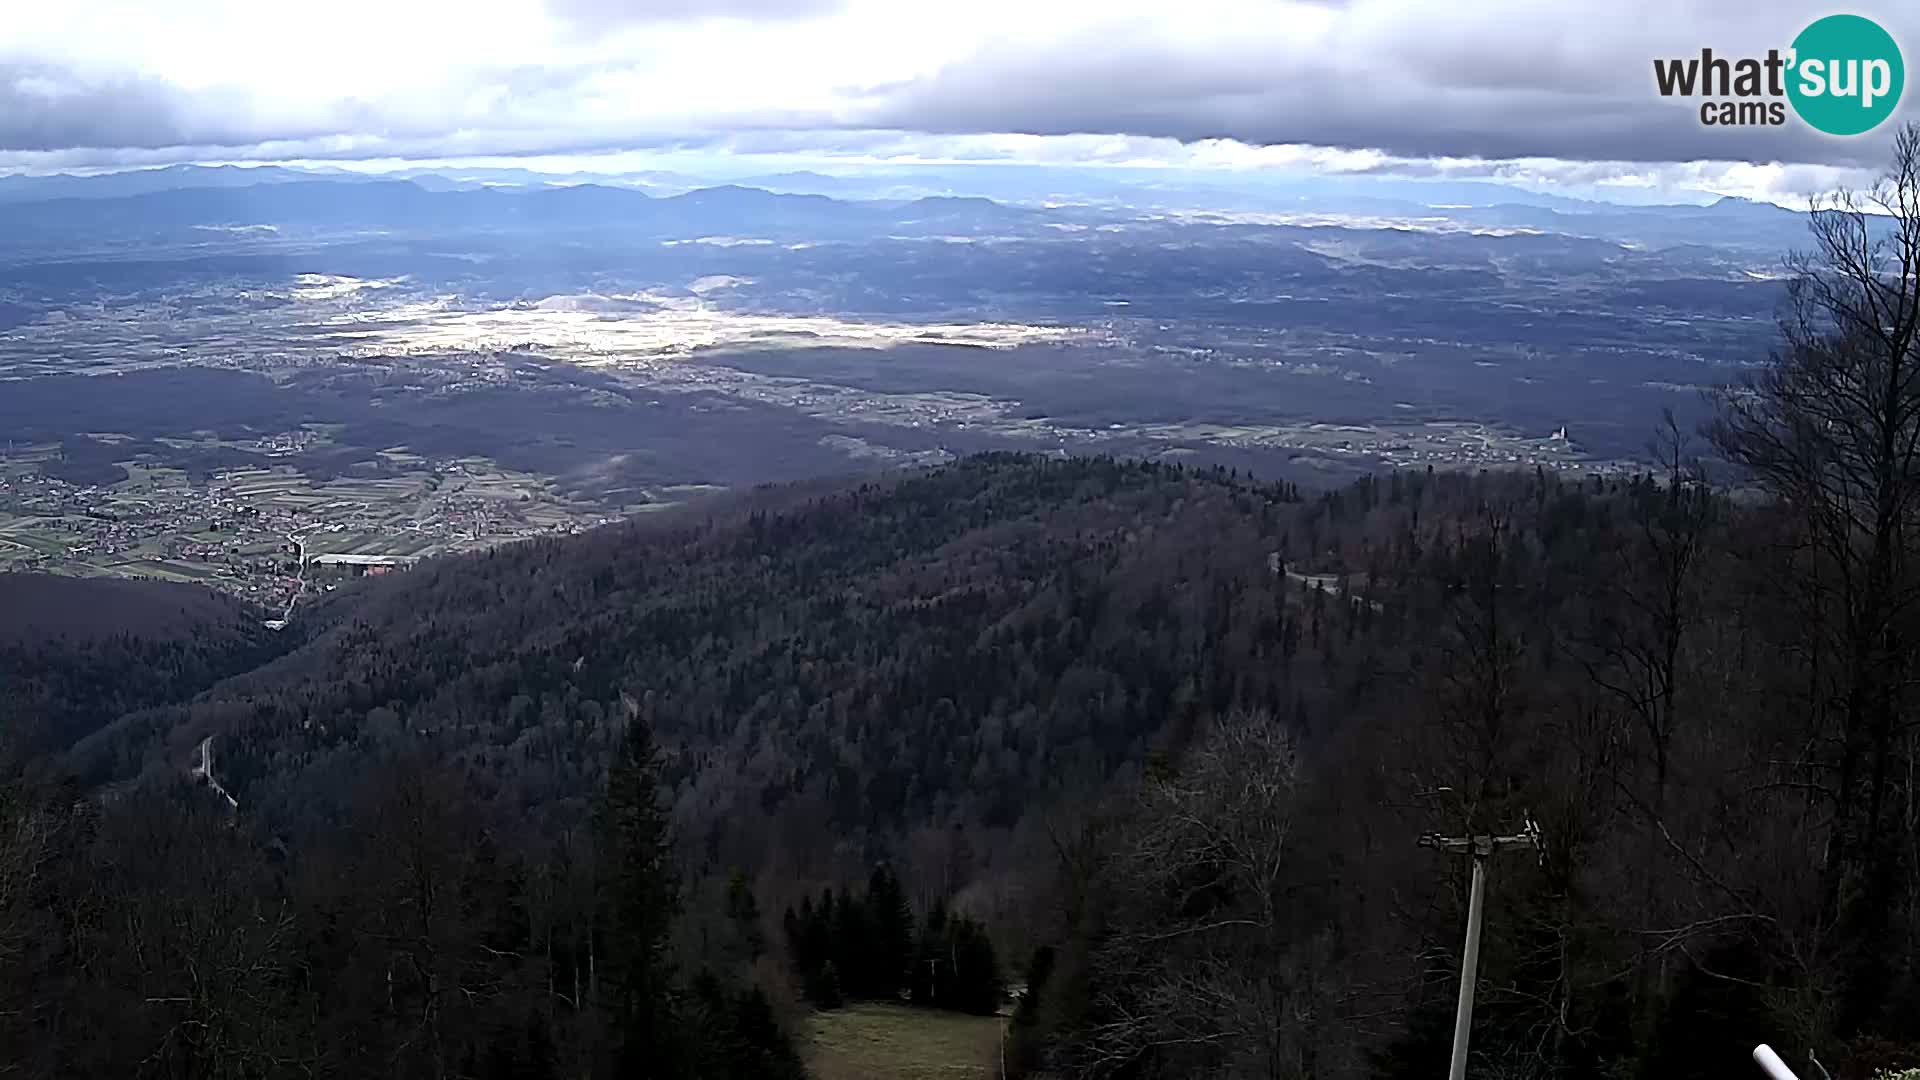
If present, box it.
[8,129,1920,1080]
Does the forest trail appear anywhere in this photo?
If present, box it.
[191,735,238,809]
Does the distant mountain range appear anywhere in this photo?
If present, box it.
[0,162,1730,213]
[0,176,1049,245]
[0,163,1833,259]
[0,164,372,203]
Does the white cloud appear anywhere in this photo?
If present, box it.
[1,0,1915,191]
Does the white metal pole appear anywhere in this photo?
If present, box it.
[1447,853,1488,1080]
[1753,1045,1802,1080]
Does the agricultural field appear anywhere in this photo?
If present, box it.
[0,430,628,610]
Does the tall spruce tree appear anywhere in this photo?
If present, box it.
[595,718,682,1077]
[948,916,1004,1016]
[867,864,914,1001]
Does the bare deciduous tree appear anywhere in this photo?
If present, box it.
[1064,711,1361,1080]
[1713,121,1920,1035]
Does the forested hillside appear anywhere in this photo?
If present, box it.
[6,437,1915,1079]
[0,574,283,761]
[64,455,1308,876]
[0,454,1335,1077]
[1004,142,1920,1080]
[9,136,1920,1080]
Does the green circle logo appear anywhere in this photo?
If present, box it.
[1787,14,1904,136]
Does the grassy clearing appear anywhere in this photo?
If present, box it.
[110,559,209,582]
[4,532,72,555]
[804,1002,1004,1080]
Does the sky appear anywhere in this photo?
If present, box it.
[3,0,1918,201]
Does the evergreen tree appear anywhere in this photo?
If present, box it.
[595,719,682,1077]
[1005,946,1056,1079]
[948,916,1003,1016]
[907,901,1002,1015]
[911,900,949,1008]
[785,897,817,977]
[865,864,914,1001]
[812,960,846,1010]
[686,973,808,1080]
[725,985,807,1080]
[726,869,766,960]
[830,886,871,996]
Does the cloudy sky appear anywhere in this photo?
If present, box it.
[3,0,1917,199]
